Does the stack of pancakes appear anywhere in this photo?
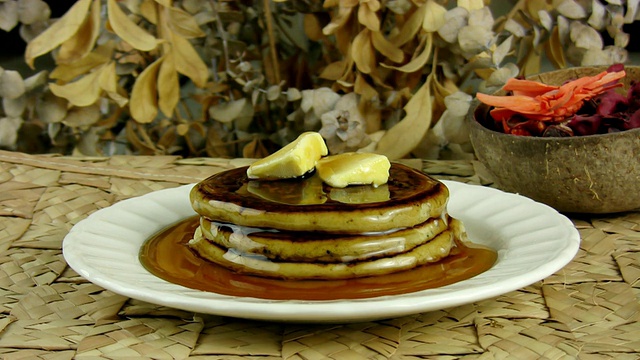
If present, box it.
[188,163,466,280]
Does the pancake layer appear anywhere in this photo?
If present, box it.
[190,163,449,234]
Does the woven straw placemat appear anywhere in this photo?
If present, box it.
[0,149,638,359]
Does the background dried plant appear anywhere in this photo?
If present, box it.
[0,0,637,159]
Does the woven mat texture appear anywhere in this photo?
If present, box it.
[0,149,639,359]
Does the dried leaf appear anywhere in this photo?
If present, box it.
[485,62,518,88]
[0,117,23,148]
[320,60,349,80]
[57,0,101,64]
[422,0,446,33]
[557,0,587,19]
[243,137,270,158]
[50,51,111,82]
[304,13,323,41]
[624,0,639,23]
[392,3,425,46]
[375,75,433,159]
[504,18,526,37]
[167,5,205,38]
[492,35,513,66]
[587,0,606,30]
[521,44,541,77]
[371,30,404,63]
[24,70,49,91]
[570,21,602,50]
[98,61,118,93]
[437,7,468,43]
[62,104,101,128]
[382,32,432,73]
[286,88,301,101]
[209,98,249,123]
[140,0,158,24]
[352,29,375,74]
[17,0,50,25]
[36,91,68,123]
[24,0,92,68]
[3,95,26,118]
[107,0,159,51]
[266,85,281,101]
[458,25,492,53]
[129,57,162,124]
[544,26,566,68]
[538,10,553,31]
[171,29,209,87]
[323,6,352,35]
[0,70,25,99]
[157,51,179,117]
[457,0,484,11]
[358,2,379,31]
[0,1,19,32]
[126,120,157,154]
[49,69,101,107]
[468,6,493,28]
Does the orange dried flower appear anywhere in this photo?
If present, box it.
[476,69,626,135]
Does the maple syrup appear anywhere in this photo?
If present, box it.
[139,216,497,301]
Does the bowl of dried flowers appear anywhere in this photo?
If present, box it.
[468,65,640,214]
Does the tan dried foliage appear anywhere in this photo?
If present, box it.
[0,0,635,157]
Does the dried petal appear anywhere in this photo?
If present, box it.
[358,2,379,31]
[457,0,484,11]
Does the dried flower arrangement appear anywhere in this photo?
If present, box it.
[0,0,636,159]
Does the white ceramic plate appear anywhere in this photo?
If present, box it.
[62,181,580,323]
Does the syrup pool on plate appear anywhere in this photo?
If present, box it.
[139,216,497,301]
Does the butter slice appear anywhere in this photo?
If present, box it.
[247,132,328,179]
[316,153,390,188]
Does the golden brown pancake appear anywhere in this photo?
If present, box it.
[190,163,449,234]
[198,216,450,263]
[188,226,455,280]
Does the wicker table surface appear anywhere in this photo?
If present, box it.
[0,149,638,359]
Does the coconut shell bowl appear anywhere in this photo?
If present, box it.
[468,66,640,214]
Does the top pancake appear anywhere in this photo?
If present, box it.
[190,163,449,234]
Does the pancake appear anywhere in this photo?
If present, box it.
[198,215,450,263]
[190,163,449,234]
[188,225,455,280]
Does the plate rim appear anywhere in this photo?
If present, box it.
[62,180,580,322]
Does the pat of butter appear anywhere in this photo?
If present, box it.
[316,153,390,188]
[247,132,328,179]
